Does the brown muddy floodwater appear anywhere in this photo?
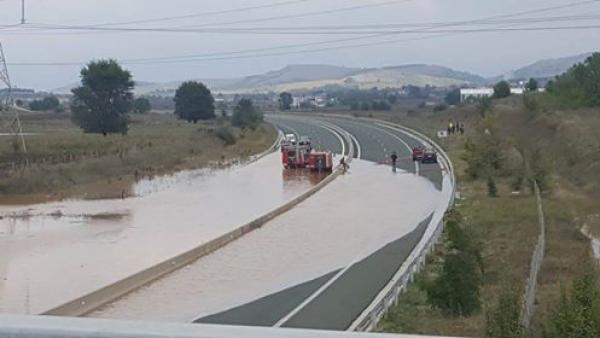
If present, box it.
[89,160,442,322]
[0,152,321,315]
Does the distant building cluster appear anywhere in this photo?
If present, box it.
[460,86,545,103]
[292,94,336,108]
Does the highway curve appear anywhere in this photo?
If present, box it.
[193,115,447,330]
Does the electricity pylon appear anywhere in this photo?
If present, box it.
[0,42,28,154]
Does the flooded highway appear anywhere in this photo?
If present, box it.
[88,159,440,322]
[0,152,324,315]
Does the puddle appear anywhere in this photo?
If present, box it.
[0,152,322,314]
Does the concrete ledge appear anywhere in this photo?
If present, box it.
[42,126,353,317]
[0,314,455,338]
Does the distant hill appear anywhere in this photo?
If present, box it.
[52,53,593,95]
[53,63,483,95]
[496,52,593,81]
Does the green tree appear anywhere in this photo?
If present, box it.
[525,78,539,92]
[547,53,600,107]
[477,97,492,117]
[462,116,505,181]
[426,251,482,316]
[425,210,483,317]
[71,59,134,135]
[493,81,511,99]
[445,88,461,105]
[29,96,60,111]
[132,97,151,114]
[279,92,293,110]
[485,287,524,338]
[174,81,215,123]
[232,98,263,129]
[545,269,600,338]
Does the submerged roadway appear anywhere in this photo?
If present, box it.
[191,115,447,330]
[86,114,448,330]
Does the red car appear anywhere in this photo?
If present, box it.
[412,146,425,161]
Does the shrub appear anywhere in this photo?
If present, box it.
[215,126,236,145]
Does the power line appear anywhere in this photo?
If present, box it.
[8,24,600,67]
[5,0,600,66]
[10,0,415,34]
[84,0,313,27]
[9,15,600,36]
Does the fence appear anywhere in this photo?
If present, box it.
[521,180,546,328]
[347,120,456,332]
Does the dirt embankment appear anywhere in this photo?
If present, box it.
[0,112,276,204]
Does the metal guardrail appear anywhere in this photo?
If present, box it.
[346,119,457,332]
[521,181,546,328]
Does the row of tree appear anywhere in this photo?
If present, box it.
[69,59,262,135]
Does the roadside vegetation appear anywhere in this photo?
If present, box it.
[312,52,600,337]
[0,60,276,204]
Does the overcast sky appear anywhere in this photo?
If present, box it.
[0,0,599,90]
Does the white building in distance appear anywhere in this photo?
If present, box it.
[459,87,543,102]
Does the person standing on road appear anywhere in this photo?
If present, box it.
[391,152,398,173]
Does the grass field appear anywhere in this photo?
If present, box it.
[0,112,276,204]
[319,98,599,337]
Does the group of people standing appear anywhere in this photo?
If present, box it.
[447,120,465,136]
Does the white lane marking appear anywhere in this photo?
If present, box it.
[353,122,418,174]
[317,123,346,156]
[375,122,445,172]
[348,132,362,160]
[273,260,358,327]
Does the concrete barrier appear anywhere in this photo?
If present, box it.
[42,126,353,317]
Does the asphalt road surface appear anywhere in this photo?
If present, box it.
[194,115,445,330]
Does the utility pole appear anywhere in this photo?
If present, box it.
[21,0,26,24]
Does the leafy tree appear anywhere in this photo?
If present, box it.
[215,126,236,145]
[445,88,461,105]
[232,98,263,129]
[174,81,215,123]
[547,52,600,107]
[29,96,60,111]
[485,287,524,338]
[132,97,151,114]
[525,78,539,92]
[425,210,483,317]
[360,102,371,111]
[545,269,600,338]
[462,116,505,181]
[493,81,511,99]
[279,92,293,111]
[477,97,493,117]
[425,251,482,316]
[71,59,134,135]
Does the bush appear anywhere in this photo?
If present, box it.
[29,96,60,112]
[433,103,448,112]
[424,210,483,317]
[445,88,461,105]
[232,98,263,130]
[485,287,524,338]
[544,268,600,338]
[493,81,511,99]
[546,52,600,107]
[215,126,236,145]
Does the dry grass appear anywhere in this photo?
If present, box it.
[318,100,599,336]
[0,112,276,203]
